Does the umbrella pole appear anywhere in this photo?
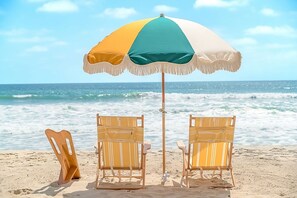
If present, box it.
[162,72,166,174]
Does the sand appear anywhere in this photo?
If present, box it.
[0,146,297,198]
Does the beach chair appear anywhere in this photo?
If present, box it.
[45,129,81,185]
[96,114,151,189]
[177,115,236,188]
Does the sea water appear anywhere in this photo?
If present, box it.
[0,81,297,150]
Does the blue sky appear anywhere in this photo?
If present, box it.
[0,0,296,84]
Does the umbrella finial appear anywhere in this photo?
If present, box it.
[160,13,164,17]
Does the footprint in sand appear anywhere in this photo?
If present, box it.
[9,188,33,195]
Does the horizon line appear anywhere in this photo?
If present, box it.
[0,79,297,86]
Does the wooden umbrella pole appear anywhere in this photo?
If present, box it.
[161,72,166,174]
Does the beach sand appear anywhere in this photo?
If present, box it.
[0,146,297,198]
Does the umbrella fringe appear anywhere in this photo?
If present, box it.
[83,52,241,76]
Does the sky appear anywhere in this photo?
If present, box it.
[0,0,297,84]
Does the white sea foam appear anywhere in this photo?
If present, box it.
[1,92,297,150]
[12,94,34,98]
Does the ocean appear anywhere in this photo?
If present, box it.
[0,81,297,150]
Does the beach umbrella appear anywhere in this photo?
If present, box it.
[83,14,241,174]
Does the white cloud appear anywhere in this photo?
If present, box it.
[232,37,257,46]
[265,43,294,49]
[283,50,297,59]
[269,50,297,60]
[8,36,56,43]
[37,0,78,13]
[25,45,48,53]
[194,0,248,8]
[154,5,178,13]
[0,29,27,36]
[1,29,67,48]
[102,8,137,19]
[261,8,279,17]
[246,25,297,37]
[52,41,68,46]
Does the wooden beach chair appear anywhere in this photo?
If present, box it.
[177,116,236,188]
[45,129,81,185]
[96,114,151,189]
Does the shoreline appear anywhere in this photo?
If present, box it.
[1,145,297,153]
[1,146,297,197]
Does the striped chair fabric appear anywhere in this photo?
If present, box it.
[189,117,235,169]
[97,116,144,170]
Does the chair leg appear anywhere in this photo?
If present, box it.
[58,168,64,185]
[180,166,186,187]
[200,169,204,179]
[103,170,106,178]
[230,168,235,187]
[95,169,100,189]
[212,170,216,178]
[118,170,121,182]
[185,170,190,188]
[142,168,146,188]
[180,176,184,187]
[142,154,146,188]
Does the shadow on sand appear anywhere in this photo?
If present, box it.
[33,179,80,197]
[61,178,231,198]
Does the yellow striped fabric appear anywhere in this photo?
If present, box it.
[189,117,234,143]
[191,142,230,168]
[98,116,143,169]
[102,142,139,169]
[189,117,235,168]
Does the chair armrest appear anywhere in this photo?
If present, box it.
[177,140,187,154]
[143,142,151,154]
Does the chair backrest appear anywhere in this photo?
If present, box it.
[45,129,78,165]
[45,129,80,182]
[188,116,236,169]
[97,115,144,170]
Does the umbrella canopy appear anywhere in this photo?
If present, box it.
[83,15,241,75]
[83,14,241,174]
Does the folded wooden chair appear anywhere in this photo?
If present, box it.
[96,114,151,189]
[177,115,236,188]
[45,129,81,185]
